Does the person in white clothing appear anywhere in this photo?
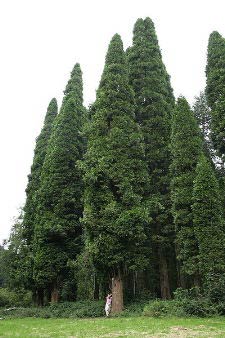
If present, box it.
[105,293,112,317]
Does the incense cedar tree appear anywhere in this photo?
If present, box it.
[171,96,203,287]
[33,64,85,303]
[82,34,150,313]
[192,155,225,278]
[21,99,58,300]
[206,31,225,160]
[127,17,175,299]
[23,98,58,245]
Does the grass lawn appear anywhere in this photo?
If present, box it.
[0,316,225,338]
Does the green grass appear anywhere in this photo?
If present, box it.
[0,316,225,338]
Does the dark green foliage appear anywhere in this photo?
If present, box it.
[192,155,225,278]
[206,31,225,159]
[23,99,58,245]
[143,288,221,318]
[204,273,225,305]
[4,20,225,315]
[71,250,96,300]
[193,92,212,157]
[171,97,202,279]
[82,34,150,277]
[173,288,219,317]
[143,299,176,317]
[0,288,32,307]
[12,100,58,296]
[3,213,34,291]
[128,17,174,195]
[0,246,8,287]
[206,31,225,109]
[210,98,225,159]
[33,64,85,292]
[127,17,175,297]
[0,301,105,319]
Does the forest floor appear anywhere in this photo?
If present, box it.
[0,316,225,338]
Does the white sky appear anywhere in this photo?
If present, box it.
[0,0,225,243]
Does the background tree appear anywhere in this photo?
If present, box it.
[12,100,58,303]
[23,98,58,245]
[192,154,225,287]
[171,96,202,287]
[206,31,225,163]
[127,17,175,299]
[33,63,85,304]
[82,34,150,313]
[193,92,211,144]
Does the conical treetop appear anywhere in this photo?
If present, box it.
[133,17,159,50]
[64,63,83,104]
[43,98,58,126]
[99,34,129,90]
[206,31,225,108]
[23,97,58,244]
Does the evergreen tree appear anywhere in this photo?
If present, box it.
[193,92,211,143]
[23,98,58,245]
[193,92,213,160]
[82,34,150,312]
[206,31,225,108]
[127,17,175,298]
[206,31,225,161]
[20,99,58,302]
[33,63,85,303]
[192,154,225,282]
[171,96,202,287]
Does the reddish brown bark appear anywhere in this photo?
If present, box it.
[51,284,59,303]
[159,248,171,299]
[111,275,123,313]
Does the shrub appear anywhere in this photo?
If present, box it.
[0,300,105,319]
[204,272,225,303]
[115,301,148,317]
[143,299,178,317]
[0,288,32,307]
[173,287,220,317]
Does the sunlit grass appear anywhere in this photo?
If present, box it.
[0,316,225,337]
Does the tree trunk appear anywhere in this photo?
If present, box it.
[193,273,201,288]
[46,287,51,303]
[158,248,171,299]
[51,284,59,303]
[32,289,37,305]
[37,288,44,307]
[133,271,137,297]
[93,274,99,300]
[111,275,123,313]
[175,243,186,288]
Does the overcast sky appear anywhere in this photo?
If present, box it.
[0,0,225,243]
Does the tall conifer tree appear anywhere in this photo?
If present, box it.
[22,99,58,302]
[206,31,225,161]
[82,34,150,312]
[171,96,202,287]
[127,17,175,298]
[192,154,225,282]
[33,64,85,303]
[23,98,58,245]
